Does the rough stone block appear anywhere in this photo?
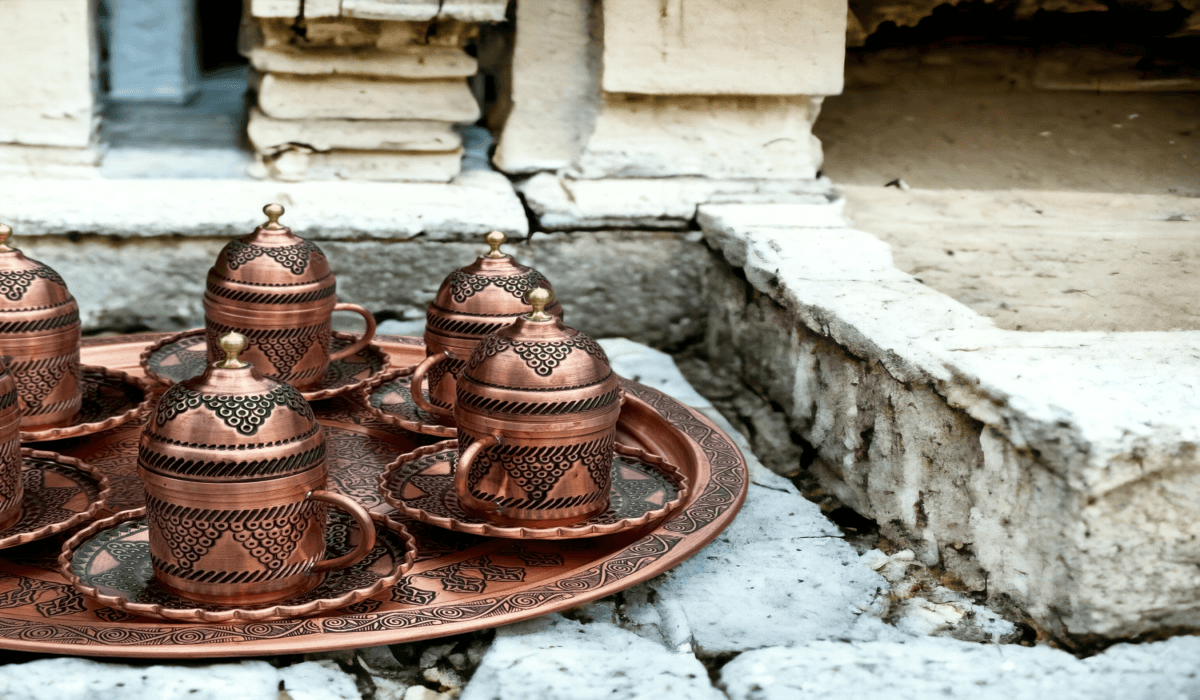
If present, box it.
[249,45,476,78]
[251,147,462,181]
[0,170,527,242]
[492,0,601,174]
[518,173,836,230]
[249,0,300,17]
[721,636,1200,700]
[342,0,507,22]
[257,73,480,122]
[461,615,724,700]
[698,202,1200,642]
[602,0,845,96]
[108,0,200,103]
[0,0,99,148]
[248,108,461,153]
[572,95,824,179]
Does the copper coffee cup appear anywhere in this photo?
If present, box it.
[139,333,377,605]
[411,231,560,423]
[451,290,622,527]
[204,205,377,391]
[0,225,82,431]
[0,357,23,531]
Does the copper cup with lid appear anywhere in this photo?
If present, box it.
[410,231,561,423]
[452,289,621,527]
[0,224,82,431]
[0,357,23,531]
[138,332,377,605]
[204,205,377,391]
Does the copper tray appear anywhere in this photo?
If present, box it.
[0,333,747,659]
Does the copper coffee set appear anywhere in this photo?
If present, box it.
[0,206,691,623]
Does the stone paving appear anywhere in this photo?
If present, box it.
[3,338,1197,699]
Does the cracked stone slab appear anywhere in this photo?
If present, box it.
[0,658,359,700]
[720,635,1200,700]
[248,109,462,154]
[698,200,1200,641]
[460,615,724,700]
[0,169,527,240]
[519,173,837,230]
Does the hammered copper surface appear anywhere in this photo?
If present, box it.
[415,232,562,421]
[451,290,622,527]
[203,205,376,390]
[139,333,378,605]
[140,329,391,401]
[0,225,82,431]
[0,449,110,550]
[19,366,151,443]
[62,509,417,622]
[0,359,23,531]
[381,441,689,539]
[0,333,745,659]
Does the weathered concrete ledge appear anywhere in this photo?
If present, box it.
[0,169,527,241]
[519,172,839,230]
[698,201,1200,642]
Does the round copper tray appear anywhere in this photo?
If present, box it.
[0,333,747,659]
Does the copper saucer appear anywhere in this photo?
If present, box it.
[139,329,391,401]
[360,368,457,438]
[20,367,151,443]
[61,508,418,623]
[0,449,111,550]
[380,441,690,540]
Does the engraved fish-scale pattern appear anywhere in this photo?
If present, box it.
[206,321,328,380]
[154,383,314,436]
[426,356,463,409]
[9,355,79,413]
[458,433,614,506]
[447,269,546,304]
[145,495,322,575]
[467,333,609,378]
[223,240,324,276]
[0,266,67,302]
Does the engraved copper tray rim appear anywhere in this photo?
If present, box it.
[59,509,419,623]
[380,440,691,540]
[0,448,112,549]
[138,329,394,402]
[20,367,151,442]
[357,367,457,438]
[0,333,746,659]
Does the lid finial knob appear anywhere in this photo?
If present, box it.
[218,332,250,369]
[0,224,12,252]
[485,231,507,259]
[263,204,285,230]
[526,288,554,321]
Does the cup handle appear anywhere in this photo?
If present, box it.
[409,352,455,421]
[329,303,377,362]
[455,434,500,509]
[307,490,378,574]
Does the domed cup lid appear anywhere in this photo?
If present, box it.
[208,205,331,288]
[462,289,610,390]
[148,332,320,450]
[0,224,75,311]
[431,232,559,318]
